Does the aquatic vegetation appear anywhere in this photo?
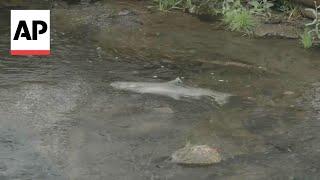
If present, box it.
[300,30,313,49]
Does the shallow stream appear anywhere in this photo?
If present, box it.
[0,1,320,179]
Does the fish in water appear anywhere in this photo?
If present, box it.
[110,78,231,105]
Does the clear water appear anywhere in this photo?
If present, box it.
[0,1,320,179]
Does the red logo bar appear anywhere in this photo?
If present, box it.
[10,50,50,56]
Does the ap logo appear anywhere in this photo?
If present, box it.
[11,10,50,56]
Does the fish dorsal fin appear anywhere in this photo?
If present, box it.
[169,77,183,86]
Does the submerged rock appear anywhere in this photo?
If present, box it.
[171,144,222,165]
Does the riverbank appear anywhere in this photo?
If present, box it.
[149,0,320,47]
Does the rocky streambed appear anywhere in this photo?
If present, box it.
[0,0,320,180]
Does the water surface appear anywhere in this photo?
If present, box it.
[0,1,320,179]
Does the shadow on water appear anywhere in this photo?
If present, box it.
[0,0,320,179]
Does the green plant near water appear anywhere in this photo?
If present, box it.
[155,0,224,15]
[248,0,273,17]
[305,2,320,39]
[276,0,300,20]
[222,0,241,14]
[156,0,182,11]
[222,0,256,34]
[185,0,193,9]
[225,10,256,33]
[300,30,313,49]
[300,2,320,48]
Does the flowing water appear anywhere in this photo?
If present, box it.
[1,1,320,179]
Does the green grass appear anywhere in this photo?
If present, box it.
[185,0,193,9]
[223,9,256,34]
[300,31,313,49]
[156,0,182,11]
